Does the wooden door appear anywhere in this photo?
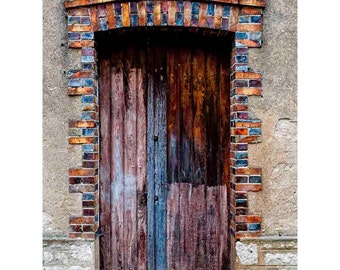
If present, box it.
[99,32,230,270]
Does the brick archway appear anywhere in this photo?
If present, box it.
[65,0,265,267]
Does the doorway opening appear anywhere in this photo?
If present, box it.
[97,29,233,270]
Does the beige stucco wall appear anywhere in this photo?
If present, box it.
[247,0,297,237]
[43,0,297,268]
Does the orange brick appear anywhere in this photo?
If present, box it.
[69,137,96,144]
[232,104,248,112]
[236,39,261,48]
[68,24,92,32]
[81,233,95,239]
[237,24,263,32]
[234,72,261,79]
[228,5,240,32]
[239,0,266,7]
[235,121,261,128]
[122,2,130,27]
[236,231,261,239]
[198,2,208,28]
[168,1,176,26]
[65,0,91,9]
[138,2,147,26]
[154,1,161,26]
[69,232,82,239]
[235,167,262,175]
[90,6,99,31]
[68,87,95,96]
[68,7,90,16]
[106,3,115,29]
[235,87,262,96]
[69,120,96,128]
[235,215,262,223]
[237,135,261,143]
[69,216,95,224]
[240,7,262,15]
[235,128,248,135]
[69,168,98,176]
[235,184,261,192]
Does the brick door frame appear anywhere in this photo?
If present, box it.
[65,0,265,267]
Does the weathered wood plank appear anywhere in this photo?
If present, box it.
[122,46,138,269]
[166,46,181,270]
[146,42,156,270]
[98,55,112,270]
[136,47,147,270]
[153,45,168,269]
[110,49,125,269]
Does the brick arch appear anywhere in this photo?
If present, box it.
[66,0,265,246]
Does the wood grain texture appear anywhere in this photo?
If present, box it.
[98,32,232,269]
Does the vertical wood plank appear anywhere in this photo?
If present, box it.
[136,46,147,270]
[153,44,168,269]
[99,55,112,270]
[110,49,125,269]
[166,46,181,270]
[122,46,138,269]
[146,40,156,270]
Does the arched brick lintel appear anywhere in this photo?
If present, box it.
[66,0,265,242]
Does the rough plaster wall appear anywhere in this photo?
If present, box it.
[43,0,83,237]
[247,0,297,236]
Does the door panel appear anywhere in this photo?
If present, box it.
[99,33,230,270]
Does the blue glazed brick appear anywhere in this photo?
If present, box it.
[249,32,262,40]
[147,14,154,26]
[238,15,249,23]
[82,56,95,63]
[235,176,248,183]
[230,89,235,97]
[82,95,95,103]
[222,5,230,17]
[82,112,96,120]
[80,16,91,25]
[235,55,248,63]
[221,18,229,31]
[114,3,122,15]
[235,159,248,167]
[115,16,123,28]
[235,32,248,39]
[95,214,99,222]
[236,199,247,207]
[207,3,215,16]
[192,2,200,15]
[99,18,108,31]
[234,80,248,87]
[82,78,95,87]
[249,80,262,87]
[130,14,139,27]
[161,13,168,26]
[83,193,95,201]
[236,143,248,151]
[234,65,248,71]
[177,1,184,12]
[68,16,81,25]
[68,79,81,87]
[249,176,261,183]
[82,144,95,152]
[176,12,183,26]
[82,47,95,56]
[82,128,97,136]
[250,15,262,23]
[235,193,247,200]
[248,223,261,231]
[130,2,138,14]
[82,63,95,71]
[68,32,81,40]
[81,32,94,40]
[206,16,214,28]
[234,95,248,104]
[237,112,248,119]
[235,152,248,159]
[146,1,154,13]
[249,128,261,135]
